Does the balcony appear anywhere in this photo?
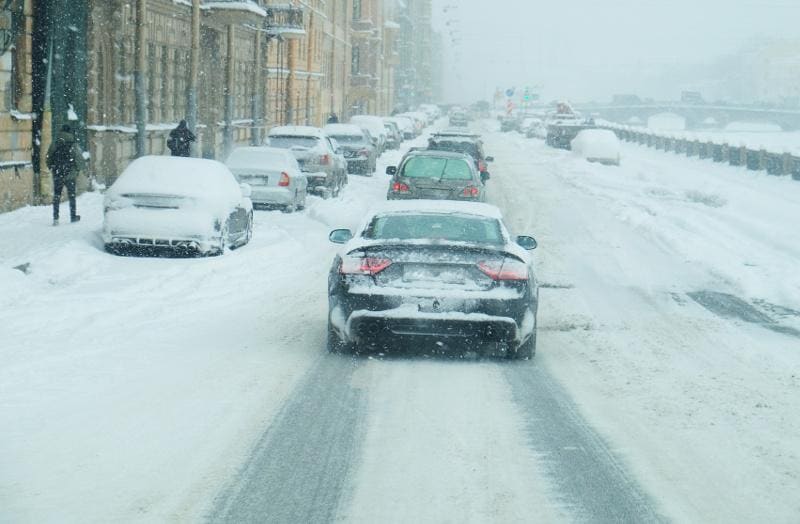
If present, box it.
[351,73,377,89]
[202,0,268,25]
[266,5,305,39]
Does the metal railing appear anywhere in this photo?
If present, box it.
[600,123,800,180]
[266,5,304,36]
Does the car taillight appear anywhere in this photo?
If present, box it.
[278,172,290,187]
[477,259,528,281]
[392,182,410,192]
[320,154,330,165]
[359,149,370,157]
[463,186,480,197]
[340,256,393,276]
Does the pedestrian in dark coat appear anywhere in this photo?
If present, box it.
[327,113,339,124]
[167,120,196,157]
[46,124,86,225]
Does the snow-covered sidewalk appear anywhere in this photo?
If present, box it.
[0,140,413,521]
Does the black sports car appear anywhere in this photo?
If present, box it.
[327,201,539,358]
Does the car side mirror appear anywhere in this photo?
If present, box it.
[516,235,537,250]
[329,229,353,244]
[386,166,397,175]
[485,156,494,162]
[240,183,252,198]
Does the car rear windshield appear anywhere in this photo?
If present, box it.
[268,136,319,149]
[364,213,504,245]
[400,156,473,180]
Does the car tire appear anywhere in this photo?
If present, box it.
[513,329,536,360]
[327,319,353,354]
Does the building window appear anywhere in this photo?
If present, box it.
[351,46,360,75]
[161,45,169,122]
[147,43,157,121]
[353,0,361,21]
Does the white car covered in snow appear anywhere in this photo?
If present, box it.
[226,146,307,212]
[570,129,621,166]
[349,115,389,153]
[103,156,253,256]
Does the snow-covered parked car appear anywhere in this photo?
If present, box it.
[103,156,253,256]
[266,126,347,198]
[323,123,377,175]
[326,200,539,358]
[349,115,388,154]
[570,129,621,166]
[226,146,308,212]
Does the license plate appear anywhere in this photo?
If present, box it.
[403,265,465,284]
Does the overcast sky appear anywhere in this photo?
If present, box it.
[431,0,800,103]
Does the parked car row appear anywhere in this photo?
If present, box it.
[101,107,439,258]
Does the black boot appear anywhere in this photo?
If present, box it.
[71,215,81,223]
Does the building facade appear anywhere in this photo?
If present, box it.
[0,0,440,213]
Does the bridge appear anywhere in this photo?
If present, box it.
[573,103,800,131]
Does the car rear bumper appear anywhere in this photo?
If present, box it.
[345,158,370,173]
[347,307,520,342]
[331,291,536,348]
[251,187,295,206]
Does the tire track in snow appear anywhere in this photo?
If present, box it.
[504,362,666,523]
[207,354,367,523]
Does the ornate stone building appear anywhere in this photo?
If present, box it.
[0,0,34,212]
[0,0,438,213]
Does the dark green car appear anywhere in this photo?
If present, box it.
[385,150,487,202]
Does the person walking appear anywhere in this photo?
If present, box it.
[46,124,86,225]
[167,120,196,157]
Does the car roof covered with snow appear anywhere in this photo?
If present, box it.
[108,156,241,204]
[433,129,481,138]
[267,126,325,138]
[366,200,504,220]
[225,146,299,171]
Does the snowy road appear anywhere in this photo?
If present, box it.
[2,123,799,522]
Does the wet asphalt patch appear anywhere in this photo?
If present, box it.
[688,291,800,339]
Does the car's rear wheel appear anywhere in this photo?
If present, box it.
[327,319,353,355]
[512,330,536,360]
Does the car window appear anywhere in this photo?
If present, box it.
[330,135,366,145]
[268,136,318,149]
[400,156,473,180]
[364,214,504,245]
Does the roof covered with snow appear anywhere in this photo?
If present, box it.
[267,126,325,138]
[323,124,366,137]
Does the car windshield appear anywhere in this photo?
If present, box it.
[268,136,318,149]
[400,156,473,180]
[364,213,504,245]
